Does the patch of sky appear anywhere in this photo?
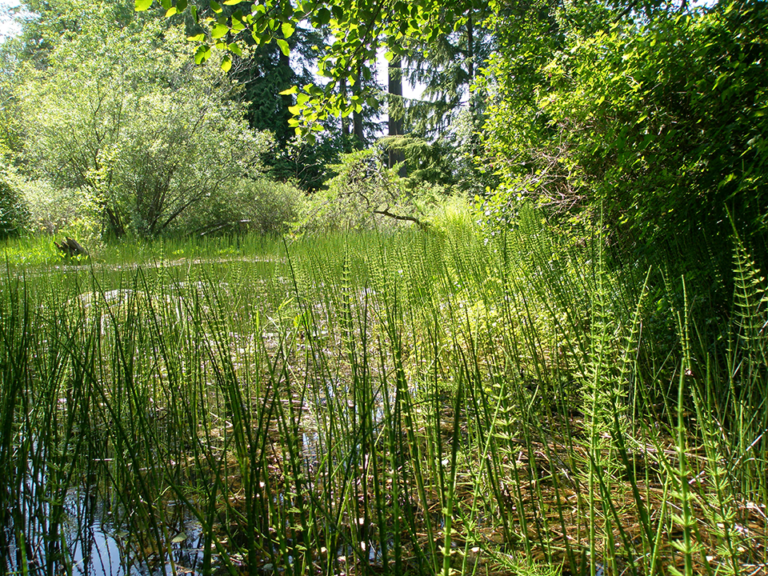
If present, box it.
[0,0,22,41]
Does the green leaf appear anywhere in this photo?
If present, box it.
[223,0,244,4]
[296,93,309,105]
[231,16,245,32]
[165,7,177,16]
[194,44,211,64]
[210,0,223,13]
[187,33,205,41]
[384,51,394,62]
[281,22,295,38]
[317,7,331,25]
[176,0,187,11]
[221,55,232,72]
[277,39,290,56]
[279,86,297,95]
[211,23,229,39]
[288,105,301,115]
[228,42,242,56]
[190,5,198,22]
[135,0,152,11]
[160,0,171,10]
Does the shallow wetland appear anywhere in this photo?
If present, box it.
[1,225,766,576]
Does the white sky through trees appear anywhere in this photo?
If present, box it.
[0,0,18,37]
[0,0,22,41]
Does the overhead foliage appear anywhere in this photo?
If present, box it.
[137,0,493,143]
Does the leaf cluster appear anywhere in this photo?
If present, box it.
[138,0,494,143]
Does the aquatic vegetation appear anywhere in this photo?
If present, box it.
[0,219,766,576]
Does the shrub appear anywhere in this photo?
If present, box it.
[18,16,269,239]
[17,178,90,236]
[296,147,429,234]
[0,166,28,239]
[179,177,306,236]
[482,1,768,295]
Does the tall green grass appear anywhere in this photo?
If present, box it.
[0,210,766,575]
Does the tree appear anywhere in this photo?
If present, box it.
[381,6,496,191]
[0,165,28,238]
[400,3,494,138]
[0,48,24,161]
[387,54,406,173]
[136,0,486,143]
[17,4,270,238]
[183,0,321,144]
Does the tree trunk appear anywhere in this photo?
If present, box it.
[279,48,294,142]
[466,12,476,116]
[387,55,407,177]
[340,75,350,149]
[353,67,364,146]
[54,237,89,258]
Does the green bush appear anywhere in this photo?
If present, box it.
[482,0,768,292]
[179,177,306,237]
[0,167,28,239]
[17,178,94,236]
[296,147,431,234]
[18,12,269,239]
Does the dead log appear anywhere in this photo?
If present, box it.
[55,237,89,258]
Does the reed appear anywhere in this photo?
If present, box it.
[0,211,766,575]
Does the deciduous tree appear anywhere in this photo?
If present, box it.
[19,6,270,237]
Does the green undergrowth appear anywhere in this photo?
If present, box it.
[0,209,765,576]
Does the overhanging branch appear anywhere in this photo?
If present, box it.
[373,206,427,229]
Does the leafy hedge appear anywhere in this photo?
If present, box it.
[483,0,768,280]
[0,168,28,239]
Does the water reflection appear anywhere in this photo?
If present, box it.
[5,490,204,576]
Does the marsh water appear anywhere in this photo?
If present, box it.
[4,475,206,576]
[1,253,406,576]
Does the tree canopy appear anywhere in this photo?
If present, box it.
[136,0,492,143]
[6,1,273,238]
